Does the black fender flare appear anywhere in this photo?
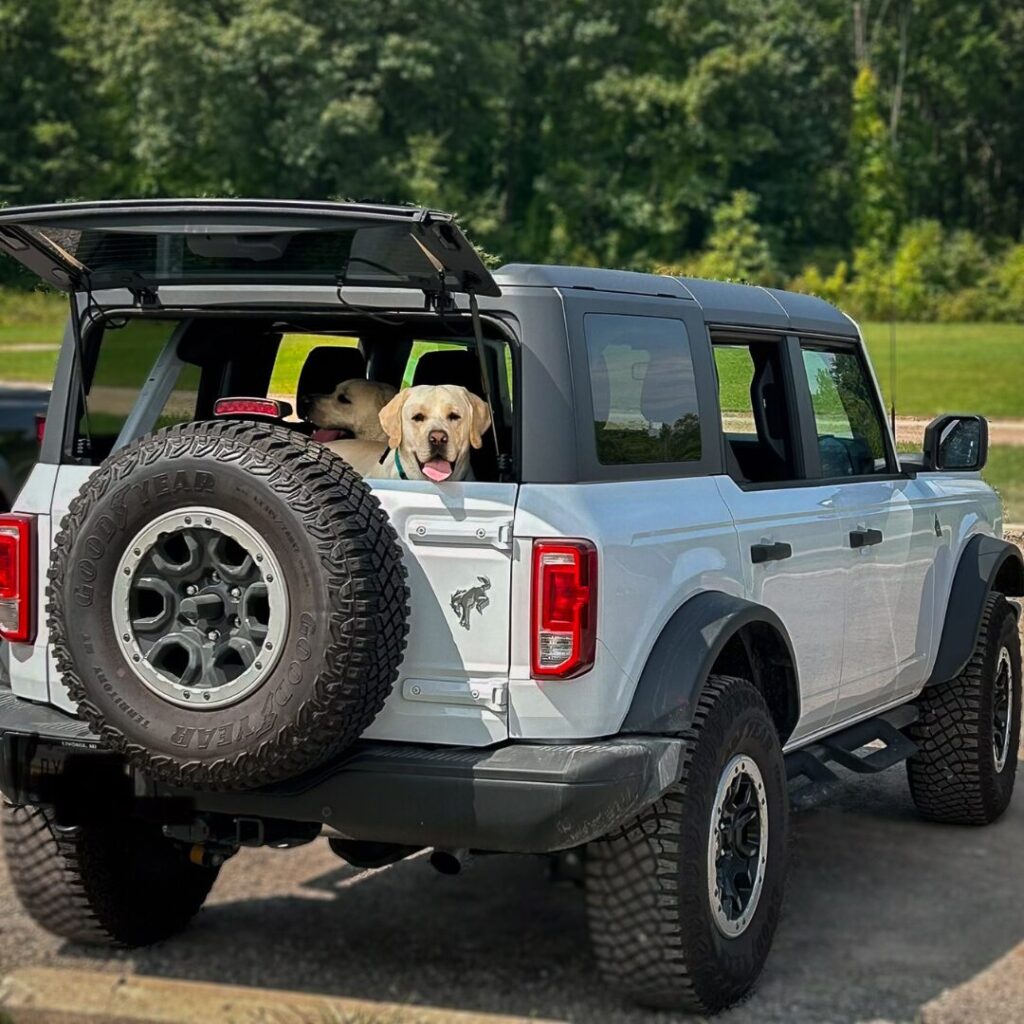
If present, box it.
[619,590,798,736]
[927,534,1023,686]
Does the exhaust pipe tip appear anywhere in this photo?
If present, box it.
[429,848,467,875]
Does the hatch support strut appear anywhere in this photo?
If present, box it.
[467,291,510,480]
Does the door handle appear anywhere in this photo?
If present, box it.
[750,541,792,564]
[849,528,883,549]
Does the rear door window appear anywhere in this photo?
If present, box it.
[583,313,701,465]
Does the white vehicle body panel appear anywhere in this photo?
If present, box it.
[508,478,743,740]
[714,476,847,743]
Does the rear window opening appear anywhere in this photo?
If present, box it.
[68,309,517,484]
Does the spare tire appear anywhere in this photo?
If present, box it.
[47,420,409,790]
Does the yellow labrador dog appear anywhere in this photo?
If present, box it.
[301,378,396,444]
[376,384,491,481]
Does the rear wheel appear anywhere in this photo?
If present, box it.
[3,802,218,946]
[908,593,1021,825]
[585,676,788,1013]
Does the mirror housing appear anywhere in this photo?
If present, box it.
[921,414,989,472]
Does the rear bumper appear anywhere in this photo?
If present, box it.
[0,689,683,853]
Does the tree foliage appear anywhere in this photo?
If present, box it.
[1,0,1022,317]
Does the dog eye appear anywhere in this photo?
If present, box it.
[411,413,426,423]
[447,412,461,422]
[337,394,350,404]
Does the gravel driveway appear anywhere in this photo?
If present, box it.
[0,758,1021,1024]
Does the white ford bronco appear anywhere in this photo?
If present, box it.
[0,200,1020,1014]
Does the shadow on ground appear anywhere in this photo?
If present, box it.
[22,764,1016,1024]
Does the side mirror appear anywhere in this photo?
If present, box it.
[922,414,988,472]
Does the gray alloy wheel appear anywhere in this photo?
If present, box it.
[992,646,1014,774]
[707,754,769,938]
[111,507,288,710]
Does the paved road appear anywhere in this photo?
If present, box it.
[0,760,1021,1024]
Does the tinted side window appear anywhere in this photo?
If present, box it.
[799,346,890,477]
[584,313,701,465]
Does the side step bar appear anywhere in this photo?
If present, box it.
[785,705,919,808]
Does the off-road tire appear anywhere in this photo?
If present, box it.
[2,802,218,946]
[47,420,409,790]
[585,675,788,1014]
[907,593,1021,825]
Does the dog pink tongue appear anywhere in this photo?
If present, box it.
[312,429,341,442]
[422,458,453,482]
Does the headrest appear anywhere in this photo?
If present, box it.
[412,350,483,396]
[296,345,366,401]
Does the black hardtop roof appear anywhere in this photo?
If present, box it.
[495,263,855,336]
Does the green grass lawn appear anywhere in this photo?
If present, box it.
[984,446,1024,523]
[862,321,1024,419]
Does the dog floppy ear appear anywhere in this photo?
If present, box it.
[372,381,397,409]
[468,392,492,450]
[379,390,409,449]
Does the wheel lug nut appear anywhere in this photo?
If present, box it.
[207,630,219,641]
[265,574,274,583]
[230,587,241,599]
[203,692,211,701]
[185,584,198,596]
[122,633,130,642]
[255,661,263,670]
[211,572,220,583]
[183,691,191,699]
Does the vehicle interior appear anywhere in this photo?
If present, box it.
[69,311,516,482]
[713,338,800,484]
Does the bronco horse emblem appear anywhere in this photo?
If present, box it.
[450,576,491,630]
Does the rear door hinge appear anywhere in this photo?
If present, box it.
[407,517,514,551]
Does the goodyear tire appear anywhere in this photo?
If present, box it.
[3,802,218,946]
[907,593,1021,825]
[48,420,409,790]
[585,676,788,1013]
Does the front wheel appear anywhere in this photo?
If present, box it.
[585,676,788,1014]
[3,803,219,946]
[908,593,1021,825]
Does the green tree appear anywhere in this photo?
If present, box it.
[683,190,778,284]
[849,65,902,249]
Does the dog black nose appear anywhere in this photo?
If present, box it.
[429,430,448,448]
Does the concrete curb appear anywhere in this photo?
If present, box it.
[0,968,566,1024]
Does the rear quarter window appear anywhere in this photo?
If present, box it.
[584,313,701,465]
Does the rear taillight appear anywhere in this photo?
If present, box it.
[531,540,597,679]
[34,413,45,445]
[0,514,35,644]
